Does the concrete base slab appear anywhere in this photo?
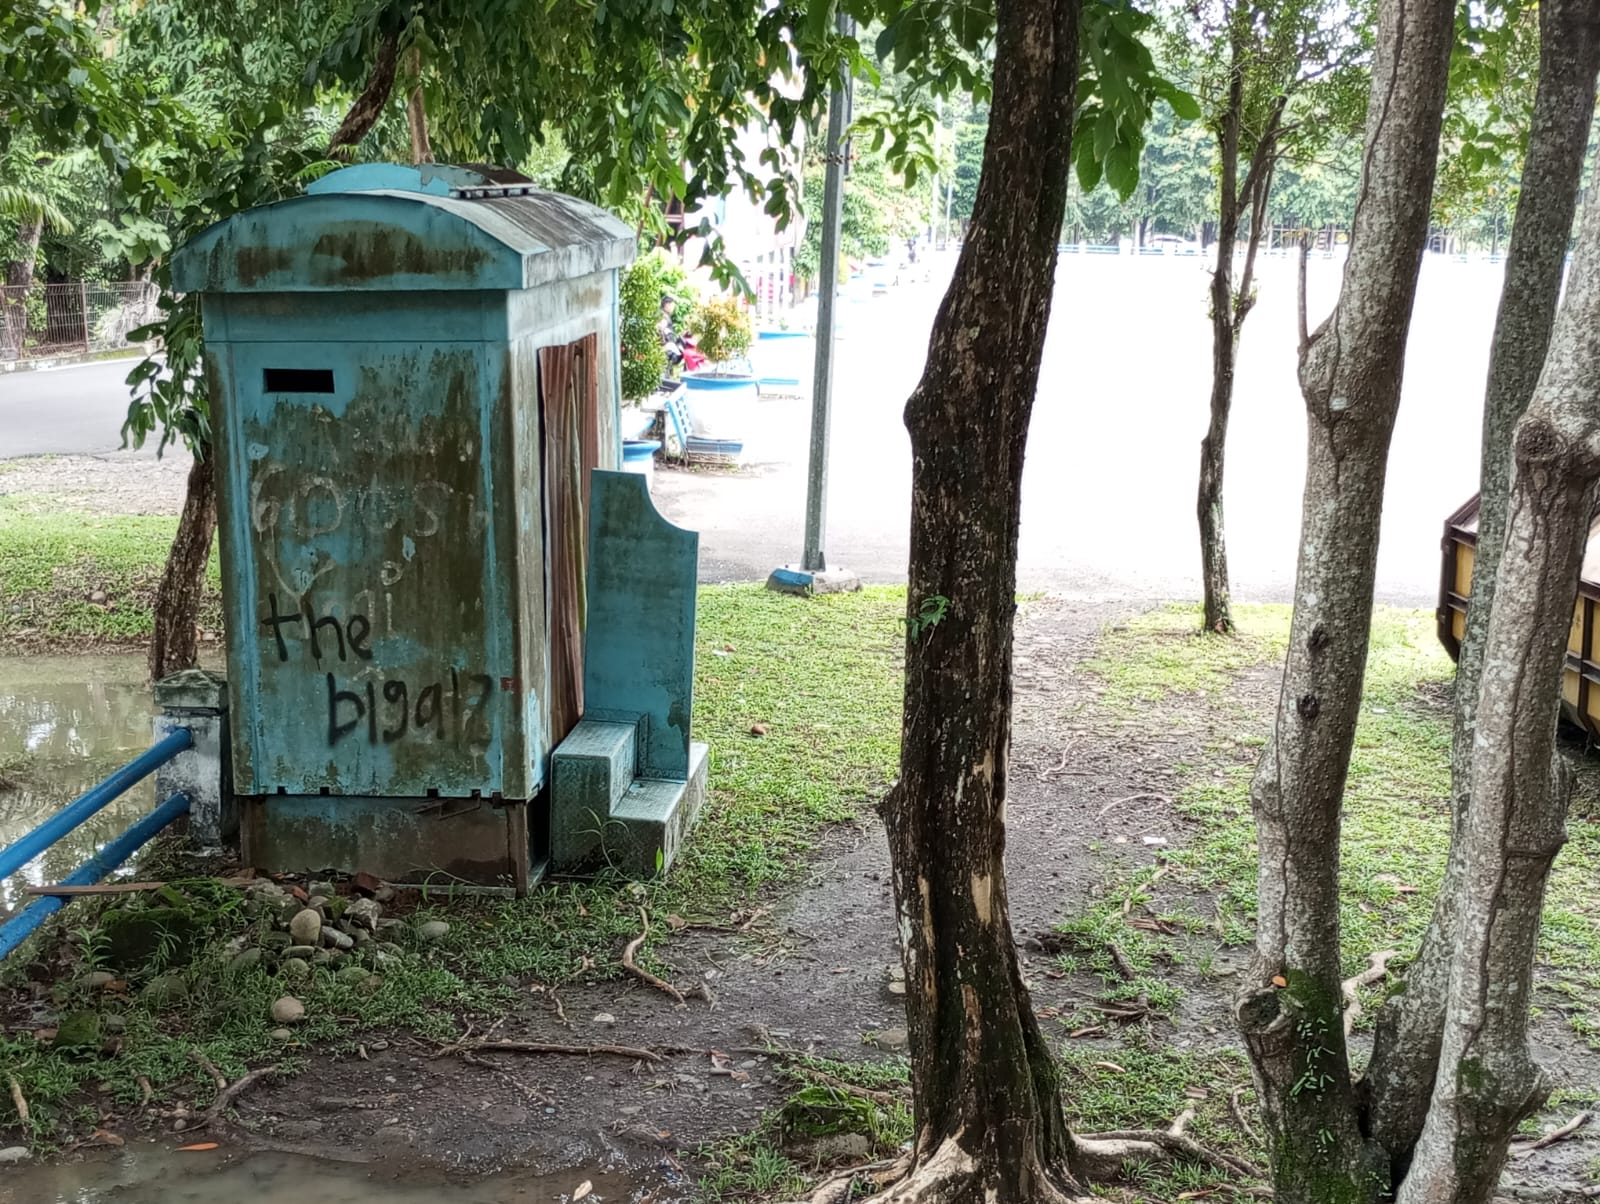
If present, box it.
[766,565,864,595]
[607,742,709,876]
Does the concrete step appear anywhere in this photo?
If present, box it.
[607,742,709,876]
[550,718,638,868]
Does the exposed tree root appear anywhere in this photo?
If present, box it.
[1511,1110,1592,1156]
[1340,949,1399,1037]
[1229,1086,1260,1148]
[861,1138,1080,1204]
[433,1037,664,1063]
[185,1065,280,1133]
[624,908,687,1005]
[190,1050,227,1092]
[1074,1119,1266,1183]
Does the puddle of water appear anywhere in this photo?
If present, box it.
[0,654,161,916]
[0,1146,661,1204]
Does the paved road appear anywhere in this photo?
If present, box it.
[653,250,1494,607]
[0,254,1496,606]
[0,358,151,459]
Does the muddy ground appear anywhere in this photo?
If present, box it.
[18,597,1600,1200]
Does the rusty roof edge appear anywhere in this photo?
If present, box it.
[173,187,635,294]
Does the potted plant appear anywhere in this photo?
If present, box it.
[682,296,757,440]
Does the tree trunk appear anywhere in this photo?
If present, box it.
[1235,0,1455,1199]
[1395,156,1600,1204]
[149,453,217,682]
[406,46,433,164]
[5,215,42,291]
[1199,28,1245,637]
[1363,0,1600,1172]
[876,0,1081,1199]
[327,24,402,161]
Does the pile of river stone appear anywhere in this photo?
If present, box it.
[229,878,451,1032]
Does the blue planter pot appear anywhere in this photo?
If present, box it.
[682,372,758,439]
[754,330,812,390]
[622,438,660,489]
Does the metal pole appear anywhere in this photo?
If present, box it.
[801,13,854,574]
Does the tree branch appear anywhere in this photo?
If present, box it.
[327,24,402,161]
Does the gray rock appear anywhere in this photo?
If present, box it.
[592,1013,617,1025]
[336,965,369,985]
[870,1027,908,1051]
[229,949,265,973]
[345,898,382,930]
[311,950,335,966]
[0,1147,31,1165]
[618,1105,642,1117]
[374,884,397,904]
[278,897,305,923]
[322,928,354,950]
[261,930,293,949]
[81,970,116,990]
[281,958,310,979]
[416,920,450,942]
[142,975,189,1006]
[377,941,404,956]
[309,881,336,899]
[306,896,330,914]
[270,996,306,1025]
[351,928,372,946]
[269,1027,294,1041]
[102,1013,126,1034]
[288,909,322,945]
[808,1133,872,1162]
[284,945,318,959]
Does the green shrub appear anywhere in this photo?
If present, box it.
[686,295,753,367]
[618,248,700,400]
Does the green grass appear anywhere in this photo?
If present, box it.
[1085,603,1600,1045]
[697,1055,912,1202]
[0,585,907,1146]
[0,499,223,644]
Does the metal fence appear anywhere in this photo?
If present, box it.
[0,280,158,364]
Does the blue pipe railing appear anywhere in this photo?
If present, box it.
[0,792,192,959]
[0,726,191,883]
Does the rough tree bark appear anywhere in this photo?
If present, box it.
[327,24,401,161]
[1234,0,1454,1198]
[148,453,216,681]
[1364,0,1600,1170]
[875,0,1082,1199]
[406,47,433,165]
[1198,10,1287,635]
[5,215,42,291]
[1396,155,1600,1204]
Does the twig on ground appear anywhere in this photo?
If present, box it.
[801,1069,903,1107]
[189,1050,227,1092]
[550,988,571,1029]
[1038,747,1074,781]
[136,1076,153,1110]
[1340,949,1399,1037]
[736,907,772,933]
[1107,942,1138,981]
[186,1066,280,1132]
[1229,1086,1260,1148]
[434,1038,663,1064]
[1512,1111,1593,1156]
[6,1074,28,1125]
[1098,792,1171,818]
[624,908,686,1005]
[801,1156,909,1204]
[1123,864,1172,915]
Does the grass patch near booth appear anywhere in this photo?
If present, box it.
[0,585,907,1147]
[0,500,223,646]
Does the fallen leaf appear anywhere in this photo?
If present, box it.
[1271,975,1288,988]
[748,723,768,737]
[666,914,687,931]
[32,1028,56,1043]
[1092,1061,1126,1074]
[1184,1086,1210,1099]
[178,1142,219,1152]
[1068,1026,1105,1039]
[89,1129,124,1147]
[573,1181,593,1201]
[722,643,735,652]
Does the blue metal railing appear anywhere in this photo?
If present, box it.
[0,727,195,959]
[0,792,192,959]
